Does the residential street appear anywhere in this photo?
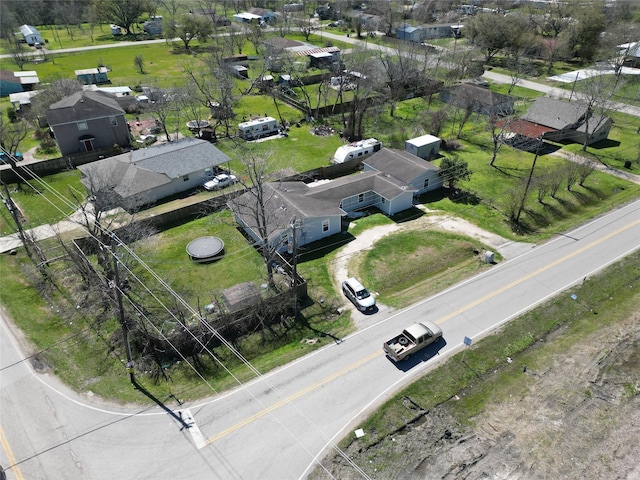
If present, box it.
[2,26,640,480]
[1,198,638,480]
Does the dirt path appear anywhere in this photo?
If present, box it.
[330,210,535,318]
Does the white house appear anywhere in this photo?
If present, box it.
[229,149,447,251]
[77,138,231,210]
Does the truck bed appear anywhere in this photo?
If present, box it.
[383,334,416,361]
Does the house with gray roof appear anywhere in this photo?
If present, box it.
[45,90,130,156]
[230,148,442,250]
[364,148,443,196]
[440,83,515,116]
[77,138,231,210]
[515,96,612,146]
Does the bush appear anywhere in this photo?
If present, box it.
[6,107,17,123]
[441,139,463,151]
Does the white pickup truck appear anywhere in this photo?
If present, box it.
[383,321,442,362]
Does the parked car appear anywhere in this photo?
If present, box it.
[342,277,376,312]
[34,42,43,49]
[203,173,237,191]
[0,151,23,164]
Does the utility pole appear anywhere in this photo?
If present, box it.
[289,217,299,316]
[110,243,136,385]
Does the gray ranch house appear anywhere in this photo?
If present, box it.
[45,90,131,156]
[77,138,231,210]
[230,148,442,251]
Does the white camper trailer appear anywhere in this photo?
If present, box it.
[238,117,279,140]
[332,138,381,164]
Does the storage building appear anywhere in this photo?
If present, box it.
[405,135,441,160]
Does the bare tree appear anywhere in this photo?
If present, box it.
[565,162,580,191]
[141,86,182,142]
[183,54,237,138]
[294,15,316,42]
[574,74,619,151]
[134,53,145,73]
[577,160,596,186]
[94,0,148,35]
[246,21,267,56]
[548,166,563,198]
[0,116,30,155]
[228,151,293,288]
[340,47,384,141]
[487,114,515,166]
[7,35,29,70]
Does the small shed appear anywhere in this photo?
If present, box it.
[397,25,423,43]
[232,65,249,79]
[405,134,441,160]
[222,282,262,313]
[19,25,43,45]
[75,67,110,85]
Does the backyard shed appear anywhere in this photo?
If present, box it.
[405,134,441,160]
[75,67,110,85]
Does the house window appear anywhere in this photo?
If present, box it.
[109,116,118,126]
[322,220,329,232]
[381,197,385,204]
[77,121,88,131]
[423,178,429,189]
[358,193,364,203]
[183,175,189,182]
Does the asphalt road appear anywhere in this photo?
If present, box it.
[1,198,638,480]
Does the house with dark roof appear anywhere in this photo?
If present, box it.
[440,83,515,116]
[230,148,442,250]
[45,90,130,156]
[77,138,231,210]
[509,96,612,146]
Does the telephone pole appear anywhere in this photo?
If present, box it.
[110,243,135,384]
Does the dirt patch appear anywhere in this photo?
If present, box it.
[312,312,640,479]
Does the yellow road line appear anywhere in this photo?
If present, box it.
[0,425,24,480]
[205,350,381,445]
[205,217,640,445]
[435,217,640,324]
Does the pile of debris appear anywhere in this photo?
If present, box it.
[311,125,335,136]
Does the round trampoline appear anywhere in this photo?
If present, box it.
[186,236,225,263]
[186,120,211,130]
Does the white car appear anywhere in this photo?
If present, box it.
[204,173,237,191]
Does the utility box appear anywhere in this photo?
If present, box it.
[405,134,441,160]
